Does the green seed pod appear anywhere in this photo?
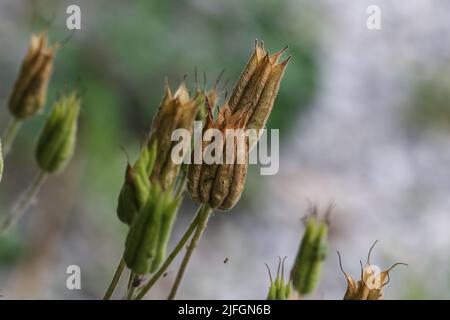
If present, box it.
[123,183,181,275]
[150,193,182,272]
[35,92,80,173]
[116,142,157,225]
[290,208,329,295]
[266,258,291,300]
[123,185,164,275]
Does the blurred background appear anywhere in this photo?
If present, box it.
[1,0,450,299]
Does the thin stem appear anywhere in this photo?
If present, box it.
[134,206,203,300]
[126,272,137,300]
[0,170,48,233]
[167,204,212,300]
[1,117,22,157]
[174,164,188,199]
[103,257,126,300]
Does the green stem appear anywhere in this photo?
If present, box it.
[1,117,22,158]
[134,206,203,300]
[167,204,212,300]
[126,272,138,300]
[103,257,126,300]
[0,170,48,233]
[174,163,188,199]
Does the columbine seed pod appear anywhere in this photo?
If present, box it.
[187,41,289,211]
[228,40,290,131]
[290,206,329,295]
[116,142,157,225]
[150,193,182,272]
[9,33,57,119]
[35,91,80,173]
[266,258,292,300]
[148,83,200,190]
[187,101,251,210]
[339,241,407,300]
[123,184,180,275]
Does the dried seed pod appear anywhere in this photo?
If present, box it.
[35,91,80,173]
[290,205,329,295]
[187,101,250,210]
[228,40,289,131]
[338,241,407,300]
[266,257,292,300]
[148,83,201,190]
[9,33,57,119]
[116,142,157,225]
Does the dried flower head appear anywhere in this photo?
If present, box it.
[9,33,57,119]
[266,257,292,300]
[187,99,251,210]
[187,41,289,211]
[228,40,290,131]
[35,91,80,173]
[148,83,201,190]
[290,205,330,295]
[338,241,407,300]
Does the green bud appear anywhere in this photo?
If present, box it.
[266,258,291,300]
[123,183,181,275]
[116,142,157,225]
[290,209,329,295]
[35,92,80,173]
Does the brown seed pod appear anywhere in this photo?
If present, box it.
[187,41,289,211]
[338,242,407,300]
[228,40,289,132]
[148,83,201,190]
[187,100,251,210]
[8,33,57,119]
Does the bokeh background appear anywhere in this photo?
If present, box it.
[1,0,450,299]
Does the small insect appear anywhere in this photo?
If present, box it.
[224,257,229,264]
[163,272,168,278]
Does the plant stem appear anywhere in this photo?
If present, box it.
[1,117,22,157]
[174,163,188,198]
[0,170,47,233]
[134,207,203,300]
[126,272,137,300]
[167,204,212,300]
[103,257,126,300]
